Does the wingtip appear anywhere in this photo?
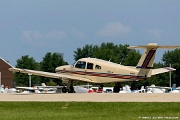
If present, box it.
[8,68,14,71]
[8,68,22,72]
[127,46,136,49]
[164,67,176,71]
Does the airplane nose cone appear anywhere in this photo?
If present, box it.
[55,65,71,72]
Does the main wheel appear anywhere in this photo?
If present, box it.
[62,86,67,93]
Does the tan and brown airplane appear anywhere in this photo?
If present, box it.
[9,43,179,92]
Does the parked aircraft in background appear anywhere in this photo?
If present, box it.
[9,43,179,93]
[146,85,166,93]
[145,84,180,93]
[0,85,18,93]
[170,84,180,93]
[0,85,4,93]
[119,85,131,93]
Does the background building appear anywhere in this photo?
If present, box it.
[0,57,13,88]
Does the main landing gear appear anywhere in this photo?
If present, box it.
[113,83,122,93]
[62,80,75,93]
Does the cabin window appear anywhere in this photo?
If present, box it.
[87,63,93,69]
[95,65,101,69]
[75,61,86,69]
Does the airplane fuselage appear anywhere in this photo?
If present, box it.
[55,58,145,83]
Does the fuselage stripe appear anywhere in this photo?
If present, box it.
[141,50,156,68]
[56,70,147,80]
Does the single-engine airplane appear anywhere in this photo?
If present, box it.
[9,43,179,93]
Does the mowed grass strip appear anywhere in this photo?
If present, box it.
[0,102,180,120]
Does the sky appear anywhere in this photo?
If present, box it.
[0,0,180,66]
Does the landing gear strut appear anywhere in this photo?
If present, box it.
[113,83,122,93]
[67,80,75,93]
[62,81,75,93]
[62,84,67,93]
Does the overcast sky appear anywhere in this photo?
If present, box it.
[0,0,180,66]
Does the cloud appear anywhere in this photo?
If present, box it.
[71,28,86,39]
[97,22,131,37]
[21,31,43,41]
[21,30,66,42]
[45,30,66,40]
[147,29,162,39]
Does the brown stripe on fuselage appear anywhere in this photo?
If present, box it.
[56,70,147,80]
[141,50,156,68]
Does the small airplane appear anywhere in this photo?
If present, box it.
[9,43,179,93]
[146,84,180,93]
[16,83,60,94]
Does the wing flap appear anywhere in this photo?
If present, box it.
[151,67,176,75]
[9,68,94,83]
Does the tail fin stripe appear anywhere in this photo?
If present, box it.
[141,50,156,68]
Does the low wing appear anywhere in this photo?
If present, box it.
[151,67,176,75]
[9,68,94,83]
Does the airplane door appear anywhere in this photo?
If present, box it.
[84,62,94,79]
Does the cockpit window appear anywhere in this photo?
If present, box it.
[95,65,101,69]
[87,63,93,69]
[75,61,86,69]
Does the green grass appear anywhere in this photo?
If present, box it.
[0,102,180,120]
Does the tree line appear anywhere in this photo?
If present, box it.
[14,42,180,88]
[14,53,68,86]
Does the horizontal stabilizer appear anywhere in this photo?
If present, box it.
[151,67,176,75]
[127,43,178,77]
[128,43,179,49]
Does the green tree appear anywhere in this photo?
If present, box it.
[161,48,180,86]
[74,44,99,61]
[93,42,118,62]
[123,49,141,66]
[14,55,39,86]
[74,42,141,66]
[40,52,68,85]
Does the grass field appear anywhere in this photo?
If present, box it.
[0,102,180,120]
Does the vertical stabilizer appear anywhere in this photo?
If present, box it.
[128,43,179,77]
[136,49,156,69]
[136,47,156,77]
